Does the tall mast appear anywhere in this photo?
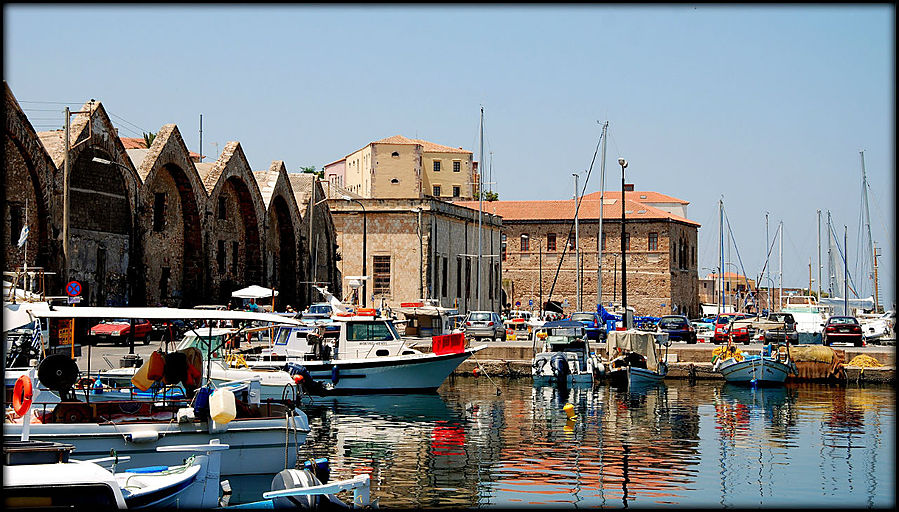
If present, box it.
[817,209,822,300]
[718,198,724,315]
[573,173,581,311]
[843,225,849,315]
[477,106,484,310]
[826,211,834,296]
[779,221,783,310]
[596,121,608,308]
[860,150,877,311]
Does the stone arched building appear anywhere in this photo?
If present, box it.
[3,82,339,310]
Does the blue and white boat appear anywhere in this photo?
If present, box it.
[605,329,670,389]
[713,318,797,386]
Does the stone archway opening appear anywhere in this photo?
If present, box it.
[271,194,298,309]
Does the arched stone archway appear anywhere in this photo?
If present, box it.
[270,194,298,308]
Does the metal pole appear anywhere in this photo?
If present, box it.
[418,207,423,300]
[199,114,203,163]
[63,107,70,282]
[620,160,627,318]
[860,150,877,311]
[843,225,849,315]
[361,202,367,307]
[817,209,822,300]
[573,172,581,311]
[779,221,783,311]
[538,241,543,316]
[477,107,484,310]
[719,199,724,315]
[597,121,608,308]
[308,186,315,306]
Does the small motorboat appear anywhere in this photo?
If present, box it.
[531,319,601,386]
[604,329,670,389]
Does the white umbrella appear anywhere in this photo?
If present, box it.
[231,285,279,299]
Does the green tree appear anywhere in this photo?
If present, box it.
[142,131,156,148]
[299,165,324,179]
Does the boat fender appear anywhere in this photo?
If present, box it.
[194,387,212,419]
[147,350,165,381]
[126,430,159,443]
[331,366,339,384]
[270,468,321,509]
[92,378,104,394]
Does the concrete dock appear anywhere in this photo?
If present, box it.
[409,339,896,384]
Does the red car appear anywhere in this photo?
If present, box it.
[822,316,864,347]
[90,318,153,345]
[712,313,751,345]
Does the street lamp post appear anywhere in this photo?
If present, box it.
[618,157,629,327]
[342,196,367,307]
[411,207,423,300]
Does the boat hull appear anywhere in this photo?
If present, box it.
[4,412,308,476]
[716,356,792,385]
[245,346,484,396]
[607,366,666,388]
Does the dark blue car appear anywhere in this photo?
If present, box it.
[569,311,606,341]
[656,315,697,344]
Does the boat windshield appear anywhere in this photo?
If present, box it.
[570,313,595,322]
[346,321,399,341]
[308,304,331,316]
[177,333,227,359]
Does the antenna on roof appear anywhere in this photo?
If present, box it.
[199,114,203,163]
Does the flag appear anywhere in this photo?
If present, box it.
[17,225,29,248]
[30,321,42,352]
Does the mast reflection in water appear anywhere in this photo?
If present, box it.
[229,377,893,508]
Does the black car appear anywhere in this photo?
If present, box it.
[656,315,697,344]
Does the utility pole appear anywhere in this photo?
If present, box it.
[199,114,203,162]
[596,121,608,308]
[63,107,70,282]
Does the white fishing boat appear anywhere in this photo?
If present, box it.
[531,319,601,385]
[234,309,487,395]
[712,318,796,386]
[604,329,670,389]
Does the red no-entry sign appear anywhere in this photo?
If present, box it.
[66,281,81,297]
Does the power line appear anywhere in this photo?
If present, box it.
[106,110,151,135]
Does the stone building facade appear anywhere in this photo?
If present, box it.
[329,135,476,201]
[457,187,702,317]
[328,193,503,314]
[3,82,339,309]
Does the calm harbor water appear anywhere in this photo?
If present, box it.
[226,377,895,508]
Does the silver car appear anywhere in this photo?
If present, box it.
[463,311,504,341]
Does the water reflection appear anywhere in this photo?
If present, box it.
[228,377,894,509]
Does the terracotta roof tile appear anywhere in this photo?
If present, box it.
[583,190,689,205]
[118,137,202,159]
[454,197,699,226]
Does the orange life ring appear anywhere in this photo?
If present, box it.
[13,375,33,417]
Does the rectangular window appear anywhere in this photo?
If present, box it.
[648,232,658,251]
[153,193,166,232]
[218,196,227,220]
[521,234,530,252]
[452,186,461,197]
[501,234,507,261]
[231,241,239,274]
[601,231,606,251]
[453,161,461,172]
[456,257,462,299]
[373,255,391,294]
[432,185,441,197]
[442,256,448,297]
[625,233,630,251]
[217,240,225,271]
[433,160,441,172]
[547,233,556,252]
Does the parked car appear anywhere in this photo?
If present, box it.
[303,303,334,320]
[569,311,606,341]
[462,311,504,341]
[656,315,697,344]
[89,318,153,345]
[762,312,798,345]
[690,318,715,342]
[712,313,751,345]
[822,315,864,347]
[149,319,189,342]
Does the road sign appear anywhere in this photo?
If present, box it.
[66,281,81,297]
[67,296,82,304]
[516,301,521,307]
[529,300,533,306]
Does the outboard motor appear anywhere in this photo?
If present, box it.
[270,468,321,509]
[550,353,570,384]
[284,363,327,396]
[37,353,79,402]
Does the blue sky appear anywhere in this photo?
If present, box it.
[5,5,895,309]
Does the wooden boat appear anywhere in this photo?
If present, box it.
[604,329,670,389]
[712,318,796,386]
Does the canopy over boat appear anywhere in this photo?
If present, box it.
[23,306,303,326]
[231,285,279,299]
[606,330,662,372]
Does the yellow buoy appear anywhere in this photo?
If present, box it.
[563,403,575,419]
